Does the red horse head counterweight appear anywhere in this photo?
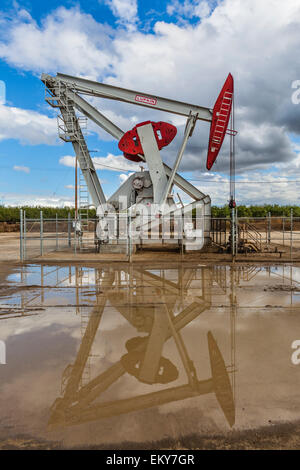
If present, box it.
[118,75,233,169]
[118,121,177,162]
[206,73,234,170]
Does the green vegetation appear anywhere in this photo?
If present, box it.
[211,205,300,218]
[0,204,299,223]
[0,206,96,223]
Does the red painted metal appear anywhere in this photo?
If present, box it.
[119,121,177,162]
[135,95,157,106]
[123,152,143,163]
[206,73,234,170]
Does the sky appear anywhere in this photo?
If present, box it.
[0,0,300,207]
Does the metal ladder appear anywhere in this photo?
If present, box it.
[211,91,233,146]
[78,165,90,251]
[51,87,92,251]
[78,267,92,387]
[80,307,92,387]
[238,221,262,252]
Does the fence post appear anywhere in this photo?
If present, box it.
[235,208,238,255]
[56,213,58,251]
[73,214,76,255]
[268,212,271,245]
[282,216,285,246]
[20,209,23,261]
[23,210,26,260]
[127,213,131,263]
[231,207,235,258]
[68,212,71,247]
[290,208,293,260]
[40,210,43,256]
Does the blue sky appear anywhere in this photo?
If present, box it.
[0,0,300,207]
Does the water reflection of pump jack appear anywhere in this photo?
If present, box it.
[48,266,236,429]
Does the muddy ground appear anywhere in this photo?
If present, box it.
[0,234,300,450]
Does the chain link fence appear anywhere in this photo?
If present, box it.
[19,210,98,260]
[236,214,300,257]
[18,209,300,261]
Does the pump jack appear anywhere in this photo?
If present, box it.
[42,73,234,252]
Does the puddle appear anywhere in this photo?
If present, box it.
[0,263,300,449]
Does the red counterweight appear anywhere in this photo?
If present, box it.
[118,121,177,162]
[206,73,234,170]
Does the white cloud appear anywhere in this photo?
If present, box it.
[64,184,75,189]
[1,192,74,207]
[104,0,138,30]
[59,155,76,168]
[0,104,57,145]
[0,79,6,105]
[119,172,133,184]
[93,153,141,172]
[167,0,212,19]
[86,104,140,141]
[59,153,141,172]
[1,1,300,205]
[191,168,300,206]
[13,165,30,174]
[291,154,300,169]
[0,6,113,78]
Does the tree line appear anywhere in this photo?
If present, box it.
[0,204,300,223]
[211,204,300,218]
[0,206,96,223]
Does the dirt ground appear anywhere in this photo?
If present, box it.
[0,232,21,262]
[3,230,300,263]
[1,420,300,450]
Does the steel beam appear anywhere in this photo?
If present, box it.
[136,123,168,204]
[52,73,213,122]
[71,91,123,141]
[60,104,106,206]
[159,113,197,206]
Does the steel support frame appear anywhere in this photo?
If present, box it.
[159,112,198,207]
[136,123,168,204]
[60,92,106,207]
[73,89,209,203]
[42,73,212,240]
